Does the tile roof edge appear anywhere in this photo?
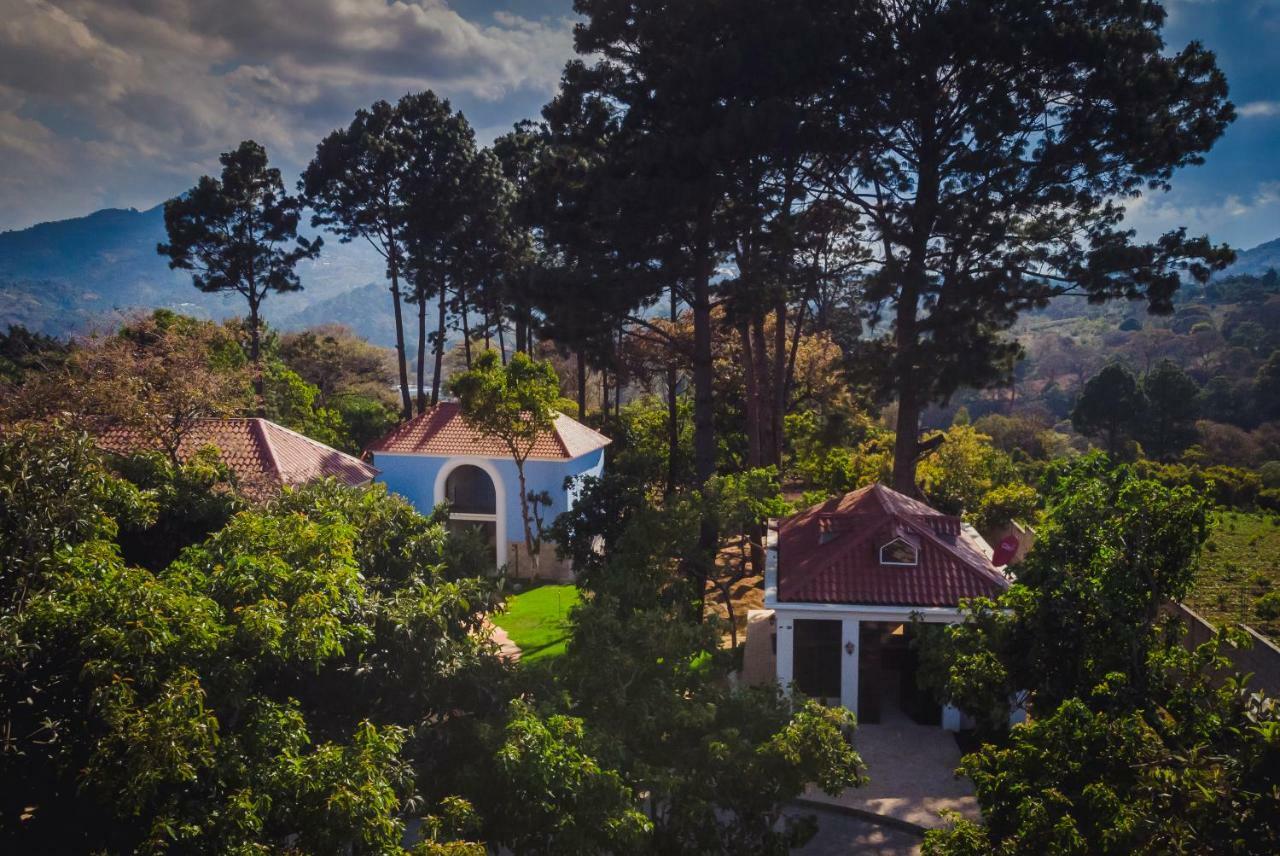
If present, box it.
[250,418,285,483]
[261,419,380,478]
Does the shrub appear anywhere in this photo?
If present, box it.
[1255,591,1280,621]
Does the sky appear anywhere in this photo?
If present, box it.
[0,0,1277,251]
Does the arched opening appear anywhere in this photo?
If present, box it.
[439,462,503,569]
[445,465,497,515]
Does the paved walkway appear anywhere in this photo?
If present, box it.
[804,708,979,831]
[790,804,923,856]
[487,621,521,661]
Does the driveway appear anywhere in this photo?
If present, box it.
[789,804,923,856]
[803,709,979,831]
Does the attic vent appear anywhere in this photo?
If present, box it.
[879,537,918,566]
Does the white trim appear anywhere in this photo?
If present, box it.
[433,458,508,569]
[770,603,966,623]
[879,536,919,566]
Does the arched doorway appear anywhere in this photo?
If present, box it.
[436,461,505,569]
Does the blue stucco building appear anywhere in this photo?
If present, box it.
[367,402,609,576]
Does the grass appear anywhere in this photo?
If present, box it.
[1185,510,1280,643]
[493,583,580,663]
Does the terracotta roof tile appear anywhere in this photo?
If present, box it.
[366,402,611,461]
[777,484,1009,608]
[95,418,377,501]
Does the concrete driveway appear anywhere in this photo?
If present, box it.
[803,711,979,831]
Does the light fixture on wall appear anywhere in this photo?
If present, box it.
[845,641,856,656]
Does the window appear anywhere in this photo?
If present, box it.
[879,537,918,566]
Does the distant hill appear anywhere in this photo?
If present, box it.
[1221,236,1280,279]
[0,205,386,338]
[279,282,425,350]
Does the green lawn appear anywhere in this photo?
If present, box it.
[1186,510,1280,643]
[493,583,580,663]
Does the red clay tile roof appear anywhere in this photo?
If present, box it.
[365,402,611,461]
[95,418,378,500]
[777,483,1010,608]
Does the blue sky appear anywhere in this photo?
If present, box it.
[0,0,1276,252]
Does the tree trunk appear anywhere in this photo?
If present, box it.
[691,204,718,620]
[666,286,680,494]
[600,363,610,419]
[751,312,773,467]
[577,351,587,420]
[416,289,428,414]
[249,297,264,416]
[461,285,472,369]
[388,249,413,420]
[431,282,447,406]
[498,315,508,365]
[515,460,538,573]
[891,338,922,494]
[515,312,527,356]
[740,322,761,468]
[771,300,788,468]
[614,325,623,420]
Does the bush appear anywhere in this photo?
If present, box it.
[1255,591,1280,621]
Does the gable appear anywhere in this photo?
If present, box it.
[776,484,1009,607]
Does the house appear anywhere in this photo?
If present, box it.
[760,483,1014,731]
[95,417,378,501]
[365,402,610,577]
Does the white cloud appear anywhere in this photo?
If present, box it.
[0,0,575,231]
[1125,181,1280,250]
[1239,100,1280,118]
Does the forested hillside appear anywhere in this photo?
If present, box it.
[0,205,399,342]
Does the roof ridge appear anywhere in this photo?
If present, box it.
[897,514,1009,589]
[250,418,284,482]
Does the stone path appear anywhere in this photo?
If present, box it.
[487,621,521,661]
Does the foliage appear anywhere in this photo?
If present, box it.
[1,311,251,460]
[784,408,890,496]
[159,141,320,375]
[1071,363,1146,457]
[0,432,502,853]
[917,423,1037,532]
[478,700,652,855]
[450,351,562,570]
[923,640,1280,855]
[1139,359,1201,460]
[922,454,1210,724]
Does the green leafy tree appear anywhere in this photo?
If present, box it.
[450,351,561,572]
[1140,358,1201,460]
[815,0,1233,491]
[923,641,1280,854]
[1072,363,1147,456]
[302,101,416,418]
[701,467,792,645]
[0,432,502,853]
[393,91,480,409]
[159,141,319,400]
[477,700,652,855]
[921,454,1210,723]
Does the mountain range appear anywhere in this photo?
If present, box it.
[2,205,1277,346]
[0,205,405,346]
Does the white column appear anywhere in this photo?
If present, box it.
[840,617,859,716]
[775,612,794,696]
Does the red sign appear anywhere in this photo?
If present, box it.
[992,534,1020,567]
